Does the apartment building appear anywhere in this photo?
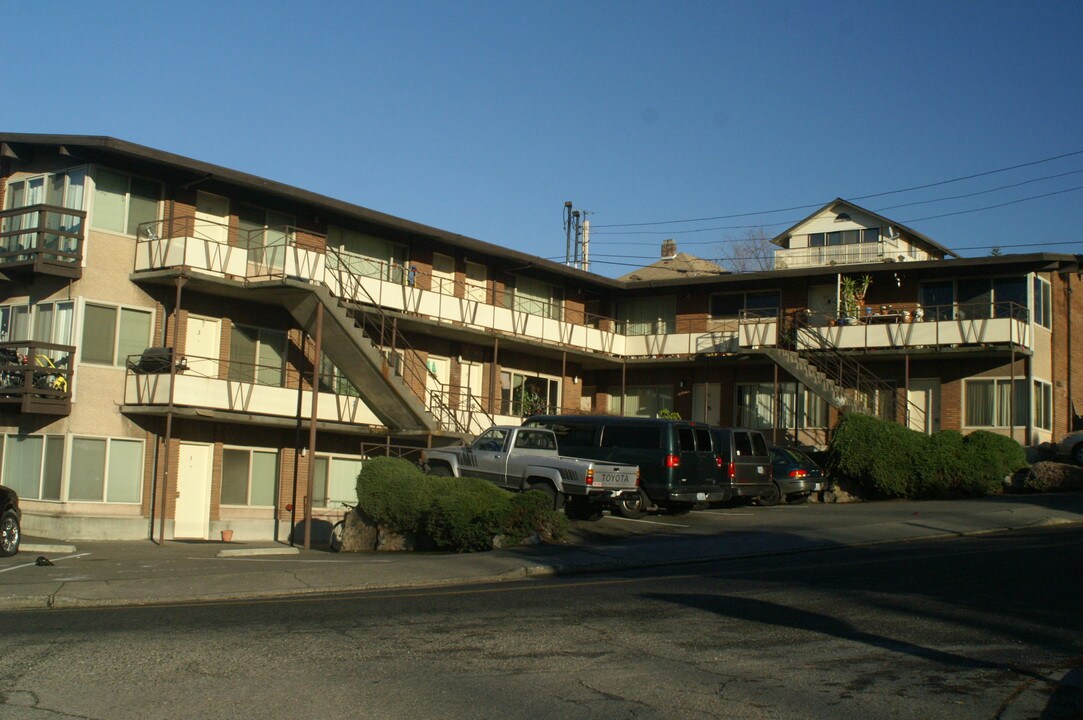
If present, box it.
[1,134,1079,541]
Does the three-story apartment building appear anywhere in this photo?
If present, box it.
[2,134,1079,541]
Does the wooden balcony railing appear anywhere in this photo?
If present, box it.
[0,204,85,278]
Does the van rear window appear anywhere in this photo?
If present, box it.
[694,427,712,453]
[751,432,768,456]
[734,431,753,456]
[678,427,695,451]
[601,425,661,449]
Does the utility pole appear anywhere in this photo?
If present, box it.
[564,201,591,270]
[581,217,590,272]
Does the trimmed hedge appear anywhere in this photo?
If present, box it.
[356,457,567,552]
[827,414,1028,499]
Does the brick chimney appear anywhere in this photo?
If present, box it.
[661,239,677,259]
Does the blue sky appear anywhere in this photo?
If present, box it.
[7,0,1083,276]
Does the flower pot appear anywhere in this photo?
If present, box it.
[220,529,234,542]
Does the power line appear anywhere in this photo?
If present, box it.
[590,149,1083,229]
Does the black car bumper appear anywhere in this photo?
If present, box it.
[668,489,731,503]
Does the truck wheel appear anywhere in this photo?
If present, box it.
[755,482,782,507]
[0,509,20,557]
[565,498,602,521]
[427,465,452,477]
[527,482,564,511]
[614,489,648,519]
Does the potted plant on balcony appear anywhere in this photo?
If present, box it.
[838,274,872,325]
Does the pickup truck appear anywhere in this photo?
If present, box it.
[421,425,640,519]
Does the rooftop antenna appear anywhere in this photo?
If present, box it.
[564,201,582,267]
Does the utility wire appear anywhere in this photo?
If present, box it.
[590,149,1083,229]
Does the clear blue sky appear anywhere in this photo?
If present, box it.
[7,0,1083,276]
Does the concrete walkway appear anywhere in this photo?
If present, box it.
[2,493,1081,612]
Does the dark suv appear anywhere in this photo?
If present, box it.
[523,415,728,516]
[1,484,21,557]
[711,427,774,503]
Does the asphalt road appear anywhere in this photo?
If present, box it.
[2,525,1081,720]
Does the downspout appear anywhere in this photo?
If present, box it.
[157,275,186,545]
[303,304,323,550]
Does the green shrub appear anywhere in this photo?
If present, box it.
[827,414,1028,500]
[355,457,567,552]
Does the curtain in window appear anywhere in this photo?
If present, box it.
[328,458,361,507]
[106,439,143,503]
[93,169,128,233]
[117,309,151,367]
[966,381,994,426]
[250,451,277,506]
[2,436,43,499]
[82,304,117,364]
[221,449,249,505]
[42,436,64,501]
[229,325,258,383]
[256,330,286,386]
[70,438,107,502]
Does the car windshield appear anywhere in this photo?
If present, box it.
[774,447,813,464]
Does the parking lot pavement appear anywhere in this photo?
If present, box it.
[2,493,1082,610]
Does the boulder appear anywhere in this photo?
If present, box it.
[339,509,379,552]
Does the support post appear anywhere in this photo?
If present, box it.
[158,276,186,545]
[304,303,324,550]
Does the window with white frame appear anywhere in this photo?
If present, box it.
[221,448,278,506]
[68,437,143,503]
[228,324,286,387]
[80,303,153,367]
[965,379,1027,427]
[1033,276,1052,329]
[1034,380,1053,431]
[501,370,561,416]
[4,168,86,258]
[319,354,360,397]
[607,385,675,418]
[736,382,829,430]
[327,226,408,283]
[616,296,676,335]
[508,276,563,320]
[807,229,879,247]
[1,434,64,500]
[1,301,75,345]
[0,434,141,503]
[312,455,363,508]
[91,168,161,235]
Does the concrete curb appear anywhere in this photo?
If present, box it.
[217,547,300,558]
[21,543,78,554]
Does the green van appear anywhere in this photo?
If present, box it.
[522,415,729,516]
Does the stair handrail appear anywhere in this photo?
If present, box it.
[783,310,928,428]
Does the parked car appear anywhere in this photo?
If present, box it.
[523,416,728,517]
[1,484,21,557]
[764,446,826,506]
[421,425,640,520]
[711,427,774,503]
[1056,431,1083,465]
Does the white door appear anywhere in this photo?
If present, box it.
[907,379,941,434]
[691,383,721,424]
[432,253,455,295]
[185,315,220,378]
[426,355,451,416]
[195,191,229,245]
[807,284,837,327]
[460,361,484,432]
[175,442,212,539]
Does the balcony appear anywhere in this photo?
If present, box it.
[0,341,75,415]
[0,205,85,279]
[773,242,930,270]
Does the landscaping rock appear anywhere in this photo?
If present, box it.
[377,527,419,551]
[340,509,379,552]
[1016,462,1083,493]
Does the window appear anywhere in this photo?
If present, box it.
[318,355,360,397]
[919,281,955,321]
[239,204,293,271]
[4,169,86,260]
[1,435,64,500]
[616,296,676,335]
[68,437,143,503]
[501,370,560,416]
[1,301,75,345]
[607,385,674,418]
[327,226,408,283]
[736,382,827,430]
[221,448,278,506]
[1034,380,1053,431]
[228,325,286,386]
[957,276,1027,320]
[92,168,161,235]
[80,303,152,366]
[710,290,781,320]
[312,455,363,508]
[601,425,662,449]
[965,379,1026,427]
[508,276,563,320]
[1034,276,1052,329]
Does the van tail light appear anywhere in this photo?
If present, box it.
[789,469,808,479]
[664,454,680,468]
[728,462,736,481]
[636,469,641,486]
[715,455,723,468]
[586,468,594,485]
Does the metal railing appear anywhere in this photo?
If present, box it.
[0,204,85,269]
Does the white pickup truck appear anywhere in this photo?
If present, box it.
[421,425,640,520]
